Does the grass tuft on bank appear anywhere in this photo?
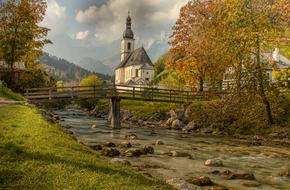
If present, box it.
[0,81,25,101]
[0,105,173,190]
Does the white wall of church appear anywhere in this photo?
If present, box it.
[115,68,125,84]
[141,69,154,82]
[121,65,154,84]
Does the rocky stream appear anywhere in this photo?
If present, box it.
[51,107,290,190]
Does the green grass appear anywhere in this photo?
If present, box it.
[0,81,25,101]
[0,105,173,190]
[121,100,181,116]
[97,99,181,116]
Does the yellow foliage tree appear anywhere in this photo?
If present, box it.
[79,75,105,87]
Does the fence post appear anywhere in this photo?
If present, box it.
[71,87,74,99]
[93,85,96,98]
[151,88,154,100]
[187,91,189,102]
[49,88,52,100]
[25,89,29,99]
[133,87,135,98]
[170,90,172,101]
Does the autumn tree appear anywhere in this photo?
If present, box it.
[79,75,105,87]
[0,0,50,84]
[169,0,225,92]
[170,0,289,125]
[218,0,290,124]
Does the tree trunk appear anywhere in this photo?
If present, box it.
[256,37,274,125]
[199,76,204,92]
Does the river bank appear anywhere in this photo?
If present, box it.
[0,104,174,190]
[46,105,290,190]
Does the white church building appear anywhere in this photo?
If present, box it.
[115,13,154,85]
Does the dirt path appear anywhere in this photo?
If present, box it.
[0,97,26,105]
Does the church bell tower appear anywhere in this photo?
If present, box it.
[121,12,135,62]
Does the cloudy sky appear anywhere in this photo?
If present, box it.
[42,0,188,65]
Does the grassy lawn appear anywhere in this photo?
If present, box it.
[0,105,173,190]
[96,99,181,117]
[121,100,181,116]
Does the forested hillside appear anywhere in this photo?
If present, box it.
[39,53,112,83]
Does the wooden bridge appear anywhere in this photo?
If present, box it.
[25,85,213,128]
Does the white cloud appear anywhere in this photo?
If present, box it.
[42,0,67,35]
[75,0,188,45]
[76,30,89,40]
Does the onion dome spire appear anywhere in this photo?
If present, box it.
[123,11,134,39]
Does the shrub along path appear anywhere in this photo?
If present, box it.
[0,105,173,190]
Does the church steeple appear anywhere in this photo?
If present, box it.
[121,11,135,62]
[123,11,134,39]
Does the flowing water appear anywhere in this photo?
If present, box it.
[55,108,290,190]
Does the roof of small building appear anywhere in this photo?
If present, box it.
[116,47,154,69]
[0,60,26,70]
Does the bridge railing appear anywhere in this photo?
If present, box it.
[25,85,223,103]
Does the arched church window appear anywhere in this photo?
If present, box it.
[128,42,131,51]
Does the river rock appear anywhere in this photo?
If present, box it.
[172,119,184,129]
[155,140,164,145]
[123,146,154,157]
[111,158,131,165]
[241,181,261,187]
[100,148,120,157]
[185,107,192,120]
[142,146,154,154]
[182,122,197,132]
[187,176,213,186]
[201,126,214,134]
[90,144,103,151]
[119,142,132,148]
[225,173,255,180]
[91,124,97,128]
[169,110,178,119]
[278,169,290,177]
[204,159,223,167]
[105,142,116,147]
[165,151,192,158]
[166,118,175,126]
[123,149,143,157]
[125,134,138,140]
[209,170,232,175]
[166,178,202,190]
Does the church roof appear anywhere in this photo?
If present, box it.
[116,47,154,69]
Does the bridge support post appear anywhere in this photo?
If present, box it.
[108,97,121,128]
